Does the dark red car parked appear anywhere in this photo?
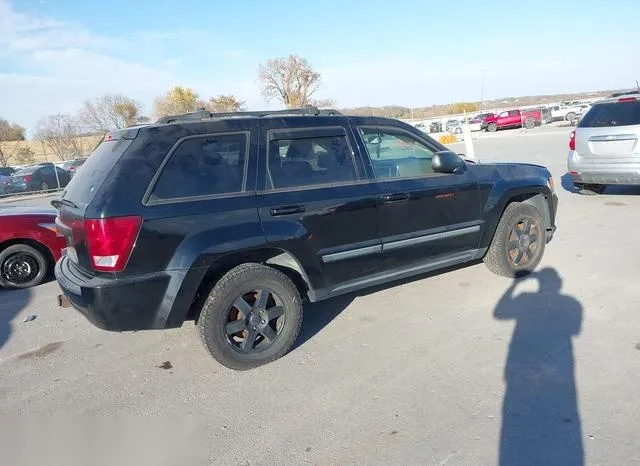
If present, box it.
[0,207,66,288]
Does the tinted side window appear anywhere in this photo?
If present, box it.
[359,127,434,179]
[267,135,355,189]
[40,166,53,175]
[578,101,640,128]
[150,133,247,201]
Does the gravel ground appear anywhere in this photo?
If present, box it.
[1,126,640,465]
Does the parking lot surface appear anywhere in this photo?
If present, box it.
[2,126,640,465]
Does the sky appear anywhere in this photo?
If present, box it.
[1,0,639,135]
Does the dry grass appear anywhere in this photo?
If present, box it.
[1,135,103,164]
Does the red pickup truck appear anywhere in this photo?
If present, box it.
[481,109,540,132]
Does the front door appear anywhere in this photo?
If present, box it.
[255,118,381,294]
[354,124,482,272]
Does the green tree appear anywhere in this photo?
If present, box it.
[153,86,203,118]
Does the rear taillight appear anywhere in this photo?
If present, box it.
[84,216,142,272]
[23,175,32,183]
[569,130,576,151]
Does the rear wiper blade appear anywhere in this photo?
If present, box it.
[51,198,78,209]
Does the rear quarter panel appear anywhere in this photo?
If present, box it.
[0,214,66,261]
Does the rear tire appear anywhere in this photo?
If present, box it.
[455,127,462,134]
[575,183,606,195]
[487,123,498,132]
[565,112,576,123]
[524,118,535,129]
[484,202,546,278]
[197,263,303,370]
[0,244,49,289]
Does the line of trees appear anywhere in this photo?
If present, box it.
[0,54,335,166]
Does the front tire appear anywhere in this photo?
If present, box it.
[487,123,498,132]
[197,263,303,370]
[566,112,576,123]
[0,244,49,289]
[484,202,546,278]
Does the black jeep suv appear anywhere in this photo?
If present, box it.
[54,107,558,370]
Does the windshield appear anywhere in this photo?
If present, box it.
[578,101,640,128]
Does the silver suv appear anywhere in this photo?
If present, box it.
[567,92,640,194]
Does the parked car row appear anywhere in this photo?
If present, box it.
[0,158,87,196]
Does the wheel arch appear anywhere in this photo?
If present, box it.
[0,238,56,269]
[182,247,315,325]
[480,187,553,251]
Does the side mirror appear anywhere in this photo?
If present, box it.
[432,150,466,174]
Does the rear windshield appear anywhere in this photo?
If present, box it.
[578,101,640,128]
[62,138,133,206]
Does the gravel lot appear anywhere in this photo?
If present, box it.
[2,125,640,465]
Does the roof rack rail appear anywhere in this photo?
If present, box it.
[154,106,343,124]
[609,90,640,98]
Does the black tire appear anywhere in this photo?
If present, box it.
[455,127,462,134]
[575,183,606,195]
[487,123,498,132]
[0,244,49,289]
[197,263,303,370]
[483,202,546,278]
[566,112,576,123]
[40,182,49,191]
[524,118,535,129]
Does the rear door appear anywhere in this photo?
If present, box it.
[575,99,640,163]
[256,118,381,291]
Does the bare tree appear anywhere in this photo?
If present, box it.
[153,86,204,118]
[35,114,83,161]
[0,142,22,167]
[258,54,323,108]
[79,94,141,132]
[0,118,26,167]
[310,98,337,108]
[14,147,36,165]
[208,94,246,113]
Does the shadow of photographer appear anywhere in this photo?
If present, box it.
[495,267,584,466]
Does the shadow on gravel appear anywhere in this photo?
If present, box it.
[561,173,578,193]
[0,287,32,352]
[561,172,640,196]
[291,260,482,352]
[494,268,584,466]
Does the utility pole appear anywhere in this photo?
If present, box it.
[480,69,485,111]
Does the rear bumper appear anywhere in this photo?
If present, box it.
[55,255,198,331]
[568,151,640,185]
